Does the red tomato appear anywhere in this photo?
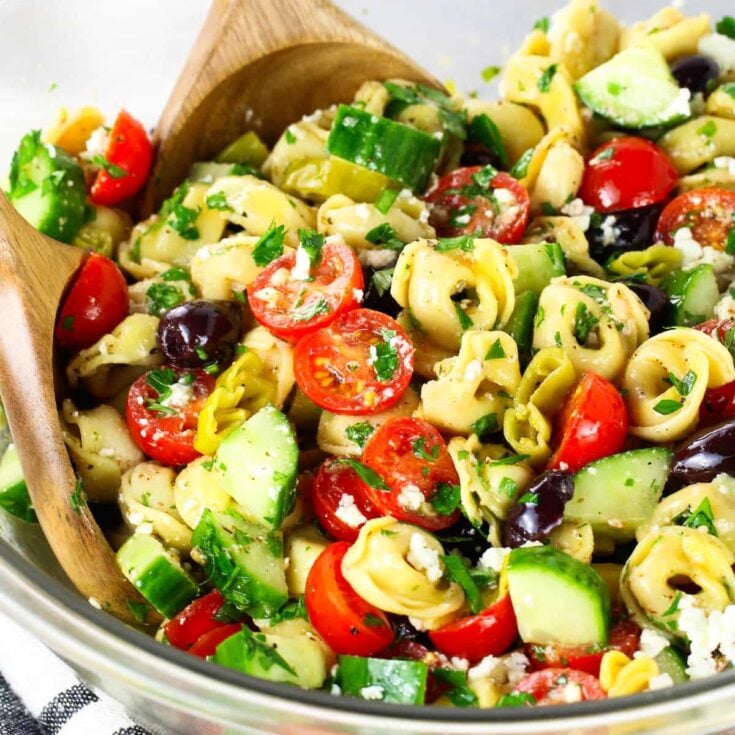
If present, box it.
[695,320,735,424]
[293,308,414,415]
[526,620,641,678]
[248,240,363,342]
[305,541,393,656]
[512,668,606,705]
[55,253,128,349]
[580,137,678,213]
[90,110,153,206]
[189,623,242,658]
[163,590,228,650]
[312,458,379,542]
[429,594,518,663]
[126,367,215,466]
[424,166,530,243]
[697,318,735,344]
[361,417,461,531]
[548,372,628,474]
[655,189,735,250]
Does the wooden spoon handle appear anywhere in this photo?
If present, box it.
[0,194,157,626]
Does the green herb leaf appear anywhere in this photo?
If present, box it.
[371,267,394,297]
[676,497,718,536]
[496,692,537,708]
[573,302,599,344]
[432,669,479,707]
[284,128,297,144]
[480,65,502,83]
[127,599,151,624]
[653,399,683,415]
[345,422,375,449]
[374,188,400,215]
[471,412,499,439]
[537,64,558,93]
[91,154,127,179]
[485,338,506,360]
[365,223,405,251]
[435,235,476,253]
[716,15,735,40]
[534,305,545,328]
[697,120,718,139]
[146,282,185,316]
[372,329,399,381]
[431,482,461,516]
[298,229,325,266]
[412,437,440,462]
[499,476,519,499]
[591,147,615,164]
[490,453,530,466]
[70,477,85,514]
[362,612,387,628]
[443,554,485,613]
[519,491,539,505]
[146,367,178,395]
[533,16,550,32]
[206,191,233,211]
[252,223,286,266]
[293,298,331,322]
[454,302,474,331]
[337,459,390,491]
[723,83,735,100]
[668,370,697,398]
[510,147,534,179]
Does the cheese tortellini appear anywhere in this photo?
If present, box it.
[623,329,735,442]
[533,276,650,381]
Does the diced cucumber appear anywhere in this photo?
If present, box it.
[661,265,719,327]
[326,105,441,191]
[216,405,298,530]
[655,646,688,685]
[564,448,672,542]
[504,291,539,356]
[0,445,36,523]
[215,131,269,167]
[8,130,87,243]
[192,509,288,618]
[214,620,329,689]
[507,242,566,295]
[574,46,691,129]
[506,545,610,646]
[116,534,198,619]
[336,655,428,704]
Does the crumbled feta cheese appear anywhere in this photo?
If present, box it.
[359,248,398,269]
[292,245,312,280]
[636,628,670,660]
[699,34,735,75]
[494,188,517,207]
[558,461,569,471]
[330,683,342,695]
[561,198,596,232]
[673,227,704,268]
[504,651,530,686]
[648,673,674,691]
[660,87,692,121]
[398,484,425,512]
[468,655,501,680]
[82,126,110,162]
[560,683,583,703]
[715,292,735,321]
[714,157,735,177]
[478,546,510,574]
[600,215,620,247]
[677,595,735,679]
[407,533,443,583]
[360,685,385,700]
[353,288,364,303]
[408,616,429,631]
[334,493,367,529]
[135,522,154,536]
[270,267,290,287]
[253,287,280,306]
[463,359,483,382]
[160,380,195,409]
[450,657,470,671]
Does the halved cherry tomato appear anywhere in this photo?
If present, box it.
[163,590,231,650]
[580,137,678,213]
[512,668,606,705]
[189,623,242,658]
[429,594,518,663]
[424,166,530,243]
[655,189,735,250]
[90,110,153,206]
[55,253,128,349]
[305,541,393,656]
[248,240,363,342]
[361,417,461,531]
[695,319,735,424]
[126,367,215,466]
[548,372,628,474]
[293,308,413,415]
[312,458,379,542]
[526,619,641,678]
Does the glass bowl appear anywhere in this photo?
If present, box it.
[2,1,735,732]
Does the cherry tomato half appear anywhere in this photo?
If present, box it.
[294,308,414,415]
[548,372,628,474]
[163,589,229,650]
[424,166,530,243]
[55,253,128,349]
[312,458,379,542]
[655,189,735,250]
[580,137,678,214]
[188,623,242,658]
[526,619,641,678]
[90,110,153,206]
[247,240,364,342]
[429,594,518,663]
[126,367,215,466]
[695,320,735,424]
[362,417,461,531]
[305,541,393,656]
[512,668,606,705]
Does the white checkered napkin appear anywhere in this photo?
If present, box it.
[0,611,153,735]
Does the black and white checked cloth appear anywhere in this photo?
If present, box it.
[0,611,153,735]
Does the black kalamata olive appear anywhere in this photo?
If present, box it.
[389,615,431,647]
[627,283,669,335]
[502,470,574,548]
[361,267,401,318]
[157,299,243,368]
[669,419,735,488]
[671,55,720,96]
[460,144,503,169]
[436,516,488,564]
[587,204,663,262]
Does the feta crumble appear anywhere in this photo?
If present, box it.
[407,532,443,583]
[359,249,398,269]
[478,546,510,574]
[334,493,367,529]
[397,484,424,512]
[360,685,385,700]
[160,380,195,409]
[714,292,735,321]
[677,595,735,679]
[636,628,669,660]
[714,157,735,177]
[600,215,620,247]
[561,198,596,232]
[699,33,735,75]
[292,245,312,280]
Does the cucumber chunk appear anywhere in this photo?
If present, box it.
[336,655,428,704]
[506,545,610,646]
[655,646,688,684]
[0,445,36,523]
[327,105,441,191]
[8,130,87,243]
[216,405,298,530]
[575,47,691,129]
[661,265,719,327]
[192,509,288,618]
[564,448,672,541]
[507,242,566,295]
[215,130,269,167]
[116,534,198,618]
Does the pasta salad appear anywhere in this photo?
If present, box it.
[4,0,735,711]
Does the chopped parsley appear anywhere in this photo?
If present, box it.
[667,370,697,398]
[485,338,506,360]
[533,16,550,32]
[159,184,201,240]
[435,234,476,253]
[146,282,184,316]
[412,437,440,462]
[724,83,735,100]
[490,453,530,466]
[293,298,330,322]
[653,399,683,415]
[206,191,232,211]
[298,229,325,266]
[371,267,394,297]
[697,120,718,139]
[345,422,375,449]
[432,669,479,708]
[70,477,85,514]
[372,329,399,381]
[431,482,461,516]
[362,612,387,628]
[573,302,599,344]
[480,65,502,83]
[519,491,540,505]
[534,305,545,328]
[591,146,615,164]
[499,476,519,499]
[252,223,286,266]
[537,64,558,93]
[496,692,537,708]
[365,223,404,251]
[337,459,390,491]
[91,154,127,179]
[284,128,297,144]
[716,15,735,39]
[510,147,534,179]
[454,302,474,331]
[471,412,499,439]
[442,554,485,613]
[675,497,718,537]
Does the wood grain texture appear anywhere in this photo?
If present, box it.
[143,0,438,211]
[0,193,158,627]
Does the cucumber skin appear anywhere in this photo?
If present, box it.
[661,265,719,327]
[507,243,566,295]
[505,291,539,357]
[337,655,428,704]
[655,646,688,684]
[213,628,297,684]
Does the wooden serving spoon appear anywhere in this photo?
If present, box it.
[144,0,439,210]
[0,193,156,626]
